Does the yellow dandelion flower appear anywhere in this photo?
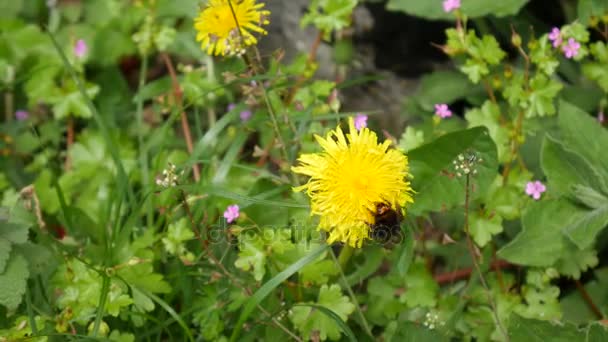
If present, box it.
[194,0,270,56]
[292,118,414,248]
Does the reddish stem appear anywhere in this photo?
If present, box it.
[65,116,74,171]
[160,52,200,182]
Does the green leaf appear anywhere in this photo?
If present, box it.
[366,276,405,325]
[558,100,608,187]
[397,225,415,276]
[554,244,598,279]
[526,74,563,118]
[0,222,29,245]
[161,218,194,257]
[498,199,584,266]
[459,59,489,84]
[0,253,29,310]
[400,261,438,308]
[290,284,355,341]
[411,71,478,111]
[388,321,449,342]
[229,244,328,342]
[0,239,10,274]
[577,0,608,25]
[582,63,608,92]
[408,127,498,214]
[465,101,510,162]
[468,210,503,247]
[508,314,608,341]
[301,0,357,39]
[398,126,425,154]
[562,204,608,250]
[234,234,266,281]
[541,135,608,197]
[386,0,529,20]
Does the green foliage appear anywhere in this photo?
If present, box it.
[301,0,357,40]
[290,284,355,340]
[3,0,608,340]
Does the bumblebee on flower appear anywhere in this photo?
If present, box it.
[292,117,414,248]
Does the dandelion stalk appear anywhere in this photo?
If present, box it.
[337,245,354,268]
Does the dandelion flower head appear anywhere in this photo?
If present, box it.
[194,0,270,56]
[292,118,414,247]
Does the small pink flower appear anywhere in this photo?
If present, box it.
[240,110,252,121]
[74,39,87,58]
[434,104,452,118]
[562,38,580,59]
[548,27,562,48]
[223,204,240,223]
[354,114,368,130]
[15,110,29,121]
[442,0,461,13]
[525,181,546,200]
[227,103,236,112]
[599,111,605,124]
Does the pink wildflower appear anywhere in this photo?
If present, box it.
[223,204,240,223]
[240,110,252,121]
[525,181,546,200]
[74,39,87,58]
[442,0,461,13]
[354,114,368,130]
[548,27,562,48]
[434,104,452,119]
[562,38,580,59]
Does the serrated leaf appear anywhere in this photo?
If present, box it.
[366,277,404,324]
[234,234,266,281]
[554,244,598,279]
[13,242,53,276]
[301,0,356,40]
[400,261,438,307]
[399,127,425,153]
[526,74,563,117]
[498,199,584,266]
[469,211,503,247]
[0,253,29,310]
[290,284,355,341]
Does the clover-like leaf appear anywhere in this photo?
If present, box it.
[290,284,355,341]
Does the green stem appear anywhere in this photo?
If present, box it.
[338,245,354,269]
[25,281,38,335]
[92,275,110,337]
[136,55,152,229]
[330,247,373,338]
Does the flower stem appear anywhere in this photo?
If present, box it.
[65,116,74,171]
[463,174,509,341]
[338,244,354,269]
[161,52,200,181]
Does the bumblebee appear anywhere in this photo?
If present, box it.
[369,202,403,245]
